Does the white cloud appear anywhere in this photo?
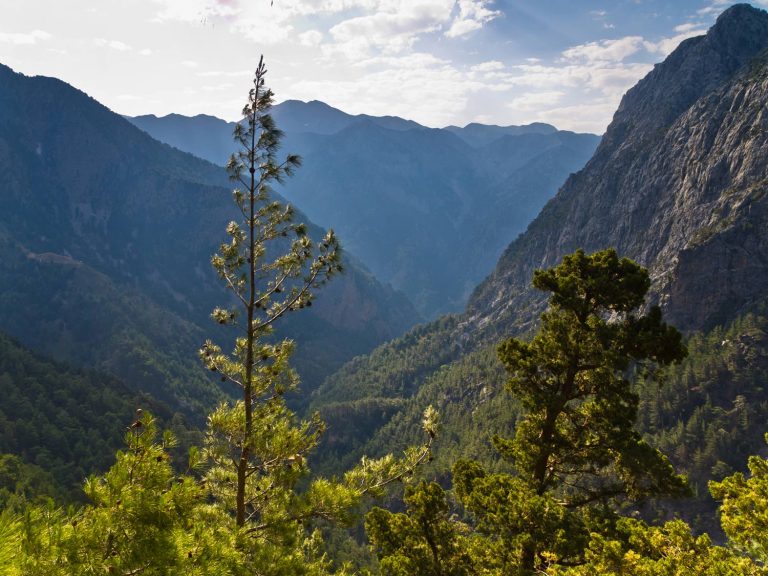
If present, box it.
[533,100,619,133]
[299,29,323,46]
[508,90,564,110]
[196,69,252,78]
[2,0,719,135]
[645,27,706,56]
[182,60,199,68]
[94,38,132,51]
[287,51,486,126]
[357,51,450,68]
[471,60,504,73]
[328,1,451,57]
[0,30,51,45]
[151,0,293,43]
[445,0,500,38]
[562,36,646,63]
[445,18,482,37]
[506,61,653,93]
[561,25,706,65]
[697,0,731,16]
[674,22,702,33]
[150,0,239,23]
[201,83,235,91]
[149,0,500,61]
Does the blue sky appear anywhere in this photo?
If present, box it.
[1,0,764,132]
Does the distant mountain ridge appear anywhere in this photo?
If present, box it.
[0,62,419,414]
[128,103,554,164]
[128,103,599,318]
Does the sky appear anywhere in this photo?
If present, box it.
[1,0,765,133]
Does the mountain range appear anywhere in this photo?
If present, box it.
[0,62,418,416]
[2,2,767,540]
[129,103,599,318]
[307,3,768,530]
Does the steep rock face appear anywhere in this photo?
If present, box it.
[308,4,768,498]
[467,3,768,336]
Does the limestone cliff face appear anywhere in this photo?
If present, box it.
[467,3,768,336]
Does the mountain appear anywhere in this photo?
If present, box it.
[128,100,425,166]
[467,2,768,338]
[0,63,419,416]
[128,105,600,318]
[308,3,768,527]
[444,121,557,148]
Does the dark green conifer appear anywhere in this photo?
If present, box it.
[455,248,689,573]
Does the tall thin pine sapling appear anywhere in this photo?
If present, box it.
[200,56,342,528]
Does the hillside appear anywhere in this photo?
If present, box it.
[0,331,166,500]
[129,105,599,318]
[309,4,768,528]
[0,63,419,415]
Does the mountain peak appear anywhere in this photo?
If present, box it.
[466,2,768,336]
[602,2,768,152]
[715,3,767,26]
[707,3,768,58]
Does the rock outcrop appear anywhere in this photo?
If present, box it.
[467,3,768,336]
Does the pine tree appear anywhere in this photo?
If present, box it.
[453,249,690,573]
[366,481,474,576]
[198,56,437,572]
[199,55,342,529]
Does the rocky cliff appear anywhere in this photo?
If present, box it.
[467,3,768,336]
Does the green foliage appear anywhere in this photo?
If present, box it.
[341,306,768,542]
[369,249,691,575]
[549,518,765,576]
[366,481,474,576]
[311,315,466,471]
[0,510,21,576]
[495,250,687,504]
[710,433,768,563]
[354,346,513,479]
[17,413,242,576]
[192,57,437,573]
[0,455,60,511]
[0,331,160,500]
[453,459,589,571]
[637,311,768,531]
[199,56,342,530]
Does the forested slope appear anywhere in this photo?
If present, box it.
[311,6,768,534]
[0,331,167,500]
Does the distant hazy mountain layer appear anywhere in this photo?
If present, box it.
[129,104,599,318]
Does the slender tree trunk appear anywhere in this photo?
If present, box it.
[237,73,261,528]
